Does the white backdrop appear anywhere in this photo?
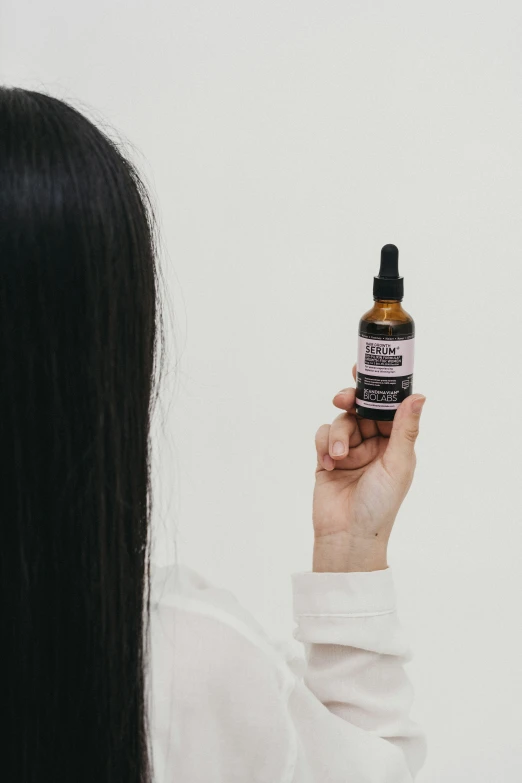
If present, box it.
[2,1,522,780]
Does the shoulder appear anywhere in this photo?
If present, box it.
[149,560,294,690]
[149,562,297,782]
[151,562,271,641]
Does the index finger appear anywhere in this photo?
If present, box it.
[332,363,357,411]
[332,387,356,412]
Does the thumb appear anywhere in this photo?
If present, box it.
[383,394,426,480]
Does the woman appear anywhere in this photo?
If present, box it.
[0,87,426,782]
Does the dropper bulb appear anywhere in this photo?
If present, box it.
[379,244,399,278]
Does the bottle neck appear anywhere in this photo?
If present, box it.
[370,299,406,319]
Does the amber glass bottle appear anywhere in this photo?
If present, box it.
[356,245,415,421]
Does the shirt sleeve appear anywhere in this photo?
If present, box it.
[291,567,427,780]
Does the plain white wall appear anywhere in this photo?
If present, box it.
[2,1,522,780]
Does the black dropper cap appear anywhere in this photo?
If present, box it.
[373,244,404,301]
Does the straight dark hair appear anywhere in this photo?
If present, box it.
[0,88,163,782]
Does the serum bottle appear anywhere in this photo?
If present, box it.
[356,244,415,421]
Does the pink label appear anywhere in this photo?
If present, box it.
[357,336,415,378]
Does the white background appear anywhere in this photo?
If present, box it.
[2,1,522,780]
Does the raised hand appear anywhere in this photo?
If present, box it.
[313,364,426,572]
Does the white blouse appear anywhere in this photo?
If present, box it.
[148,562,426,782]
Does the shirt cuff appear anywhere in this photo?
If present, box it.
[292,568,396,619]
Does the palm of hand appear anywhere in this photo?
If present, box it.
[313,426,413,543]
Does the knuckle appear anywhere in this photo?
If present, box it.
[330,413,347,430]
[403,426,419,444]
[315,423,330,443]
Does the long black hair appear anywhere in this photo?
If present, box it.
[0,87,163,782]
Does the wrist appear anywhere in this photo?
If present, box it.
[313,531,389,573]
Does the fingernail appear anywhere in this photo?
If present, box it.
[323,454,335,471]
[331,441,345,456]
[411,396,426,415]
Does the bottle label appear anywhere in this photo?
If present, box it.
[356,333,414,411]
